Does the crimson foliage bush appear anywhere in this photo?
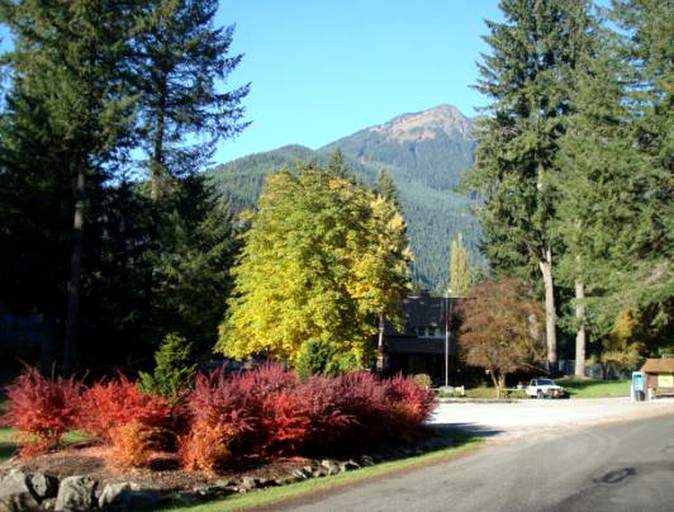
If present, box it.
[382,374,436,438]
[1,365,82,458]
[77,374,173,443]
[332,371,389,443]
[180,369,255,473]
[294,375,357,454]
[4,363,436,472]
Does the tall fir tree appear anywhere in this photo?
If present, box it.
[0,0,139,373]
[463,0,598,369]
[553,36,643,375]
[134,0,250,198]
[610,0,674,348]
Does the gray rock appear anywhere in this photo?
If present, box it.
[55,475,96,512]
[238,476,259,492]
[0,469,41,512]
[340,459,361,472]
[320,459,341,476]
[42,497,57,510]
[98,481,165,511]
[30,472,59,500]
[291,467,311,480]
[359,455,376,467]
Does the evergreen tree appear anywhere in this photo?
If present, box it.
[609,0,674,349]
[327,148,350,178]
[553,34,643,375]
[147,176,239,355]
[376,168,401,208]
[134,0,250,198]
[0,0,249,373]
[463,0,598,369]
[0,0,139,373]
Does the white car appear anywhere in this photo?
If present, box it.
[525,378,565,399]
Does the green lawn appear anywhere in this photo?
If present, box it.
[557,377,630,398]
[438,378,631,400]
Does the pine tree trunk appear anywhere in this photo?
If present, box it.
[63,162,86,375]
[574,280,586,377]
[539,248,557,371]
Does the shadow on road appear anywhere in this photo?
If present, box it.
[431,422,504,440]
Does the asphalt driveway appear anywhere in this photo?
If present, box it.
[429,396,674,441]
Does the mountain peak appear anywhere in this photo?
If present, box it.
[368,104,472,143]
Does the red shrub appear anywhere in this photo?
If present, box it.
[186,370,253,431]
[180,370,254,471]
[383,374,436,437]
[1,365,82,458]
[293,375,356,454]
[179,420,238,475]
[107,420,158,470]
[257,389,311,455]
[234,363,298,401]
[77,374,172,443]
[332,371,388,442]
[184,364,310,460]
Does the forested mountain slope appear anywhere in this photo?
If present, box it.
[207,105,481,291]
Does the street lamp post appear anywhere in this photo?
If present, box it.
[445,290,451,388]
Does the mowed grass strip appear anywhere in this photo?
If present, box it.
[441,378,632,400]
[557,377,631,398]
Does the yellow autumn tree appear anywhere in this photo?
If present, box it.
[216,162,411,370]
[600,307,645,376]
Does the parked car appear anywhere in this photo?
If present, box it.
[525,378,566,399]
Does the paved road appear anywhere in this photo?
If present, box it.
[263,401,674,512]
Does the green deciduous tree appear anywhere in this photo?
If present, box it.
[464,0,598,369]
[217,162,411,369]
[459,277,545,397]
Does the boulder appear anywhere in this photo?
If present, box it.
[0,469,42,512]
[55,475,96,512]
[320,459,341,476]
[98,482,165,511]
[339,459,361,472]
[30,472,59,500]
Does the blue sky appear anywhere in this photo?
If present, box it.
[215,1,504,164]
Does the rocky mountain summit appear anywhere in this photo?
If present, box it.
[368,104,474,143]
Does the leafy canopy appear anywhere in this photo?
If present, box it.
[459,277,545,395]
[217,161,411,369]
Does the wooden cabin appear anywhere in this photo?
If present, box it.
[641,358,674,398]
